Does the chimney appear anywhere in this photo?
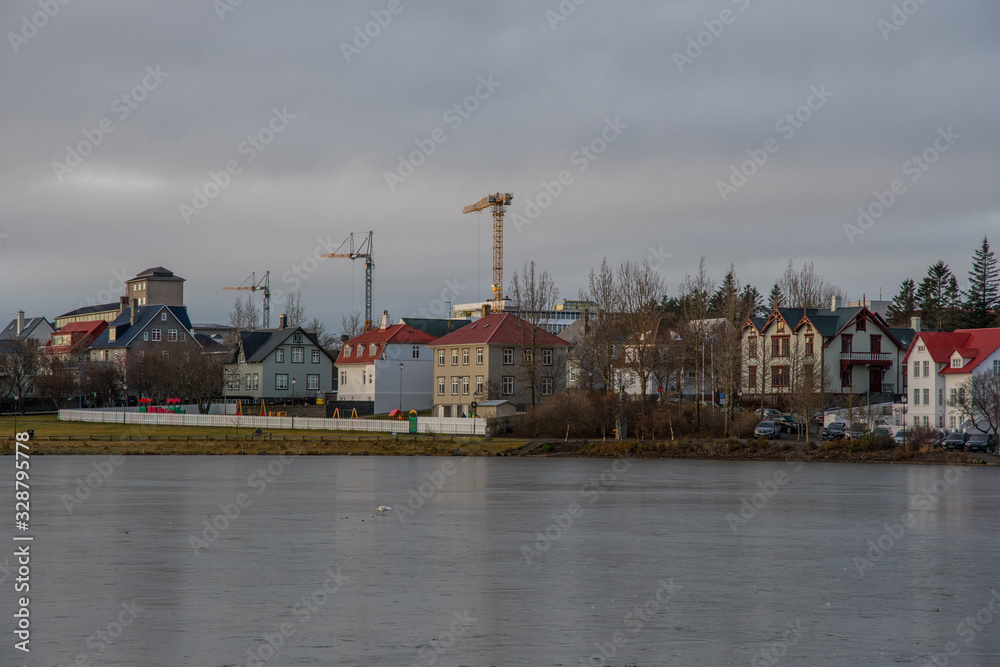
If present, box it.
[119,296,129,314]
[483,304,492,317]
[16,310,24,336]
[831,295,841,312]
[279,314,287,329]
[380,310,389,330]
[340,334,349,343]
[130,299,138,327]
[911,315,921,332]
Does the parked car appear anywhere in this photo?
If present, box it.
[822,422,846,440]
[756,408,782,420]
[942,432,968,451]
[775,414,799,434]
[965,433,996,453]
[846,423,869,440]
[873,427,891,438]
[893,429,907,445]
[754,420,781,439]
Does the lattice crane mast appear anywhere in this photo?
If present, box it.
[322,231,375,332]
[223,271,271,329]
[462,192,512,312]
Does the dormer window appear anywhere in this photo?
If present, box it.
[369,343,378,355]
[343,345,351,357]
[951,357,962,368]
[109,329,116,342]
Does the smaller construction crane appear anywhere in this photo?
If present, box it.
[322,231,374,332]
[223,271,270,329]
[463,192,512,312]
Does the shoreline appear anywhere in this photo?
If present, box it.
[3,436,993,466]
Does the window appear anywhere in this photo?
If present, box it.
[841,368,852,388]
[181,333,186,342]
[771,366,790,387]
[412,345,419,359]
[250,373,258,390]
[292,347,304,363]
[524,349,533,365]
[918,345,925,352]
[452,349,459,365]
[856,315,866,331]
[541,377,553,395]
[748,337,757,357]
[870,335,881,354]
[922,360,929,377]
[308,349,318,363]
[355,346,363,357]
[938,416,944,428]
[150,329,161,342]
[275,348,285,363]
[776,320,784,332]
[771,336,790,357]
[923,388,929,405]
[542,349,553,366]
[307,374,320,391]
[503,348,514,365]
[238,350,245,363]
[340,371,347,386]
[502,376,514,395]
[462,377,470,395]
[748,366,757,388]
[246,374,251,390]
[293,333,302,343]
[476,375,484,394]
[805,336,814,356]
[168,329,178,342]
[160,312,167,321]
[369,343,378,356]
[913,389,919,406]
[437,377,445,395]
[951,357,962,368]
[913,416,919,426]
[841,335,852,354]
[949,415,956,429]
[938,389,943,406]
[452,377,460,395]
[922,416,929,427]
[950,388,957,404]
[142,331,148,342]
[275,374,289,390]
[476,348,483,364]
[913,361,919,378]
[438,349,445,366]
[344,345,352,357]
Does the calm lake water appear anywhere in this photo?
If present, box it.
[6,455,1000,666]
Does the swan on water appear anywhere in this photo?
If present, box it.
[376,506,392,512]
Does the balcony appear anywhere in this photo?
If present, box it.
[840,351,893,367]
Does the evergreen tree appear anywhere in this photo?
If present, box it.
[767,283,783,311]
[916,261,955,330]
[943,274,964,331]
[964,236,999,328]
[709,268,738,315]
[886,278,917,327]
[740,284,765,319]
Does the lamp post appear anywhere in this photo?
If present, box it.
[292,377,296,403]
[399,362,404,412]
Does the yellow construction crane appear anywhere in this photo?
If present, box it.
[463,192,512,312]
[224,271,271,329]
[322,231,375,332]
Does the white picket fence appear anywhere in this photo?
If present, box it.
[58,409,486,436]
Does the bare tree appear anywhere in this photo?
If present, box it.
[0,339,42,414]
[340,312,364,339]
[615,259,669,399]
[284,291,306,327]
[34,357,77,409]
[579,258,621,392]
[777,261,844,309]
[508,260,560,407]
[82,362,122,408]
[950,373,1000,436]
[679,257,715,427]
[228,295,260,331]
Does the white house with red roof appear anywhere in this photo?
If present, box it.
[427,312,571,417]
[335,316,437,413]
[904,327,1000,432]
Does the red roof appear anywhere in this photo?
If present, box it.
[906,329,1000,374]
[336,323,435,365]
[428,313,571,347]
[45,320,108,353]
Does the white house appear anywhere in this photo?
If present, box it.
[335,317,437,413]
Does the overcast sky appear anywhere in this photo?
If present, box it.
[2,1,998,330]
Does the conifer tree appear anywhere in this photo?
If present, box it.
[963,236,999,328]
[886,279,917,327]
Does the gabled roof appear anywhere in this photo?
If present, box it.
[45,320,108,354]
[903,331,969,365]
[234,326,332,363]
[747,305,906,350]
[937,328,1000,375]
[336,324,437,365]
[0,316,52,341]
[399,318,471,338]
[428,312,571,347]
[90,305,194,349]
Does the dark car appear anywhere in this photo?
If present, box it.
[846,423,868,440]
[754,420,781,439]
[965,433,996,453]
[822,422,846,440]
[942,432,968,451]
[873,427,891,438]
[775,415,799,434]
